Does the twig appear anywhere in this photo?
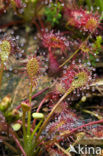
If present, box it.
[0,20,24,29]
[3,141,18,153]
[36,88,73,141]
[55,143,72,156]
[60,119,103,137]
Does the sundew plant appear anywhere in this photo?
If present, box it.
[0,0,103,156]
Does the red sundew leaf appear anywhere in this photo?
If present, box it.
[64,8,100,32]
[14,0,22,8]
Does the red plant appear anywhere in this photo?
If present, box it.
[40,30,69,54]
[92,126,103,137]
[64,8,100,32]
[44,111,78,150]
[34,20,69,55]
[14,0,22,8]
[48,51,60,74]
[33,20,70,74]
[80,42,97,60]
[49,101,69,115]
[46,91,60,104]
[39,30,65,73]
[56,64,92,93]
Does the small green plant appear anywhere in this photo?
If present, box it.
[21,102,44,156]
[89,35,102,66]
[0,96,21,124]
[93,35,102,50]
[44,2,62,26]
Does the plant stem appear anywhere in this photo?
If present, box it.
[22,112,26,142]
[3,141,18,153]
[60,119,103,137]
[0,20,24,29]
[59,33,92,68]
[17,120,34,132]
[0,61,4,89]
[31,119,43,141]
[10,129,27,156]
[32,97,47,128]
[27,84,32,136]
[55,143,72,156]
[35,87,73,141]
[82,109,102,120]
[59,48,79,68]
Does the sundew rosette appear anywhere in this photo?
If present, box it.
[45,111,78,152]
[26,57,39,85]
[64,8,100,32]
[84,17,99,32]
[41,30,69,52]
[56,64,92,93]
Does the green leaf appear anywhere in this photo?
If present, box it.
[11,123,21,131]
[86,0,92,10]
[32,113,44,119]
[44,2,62,26]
